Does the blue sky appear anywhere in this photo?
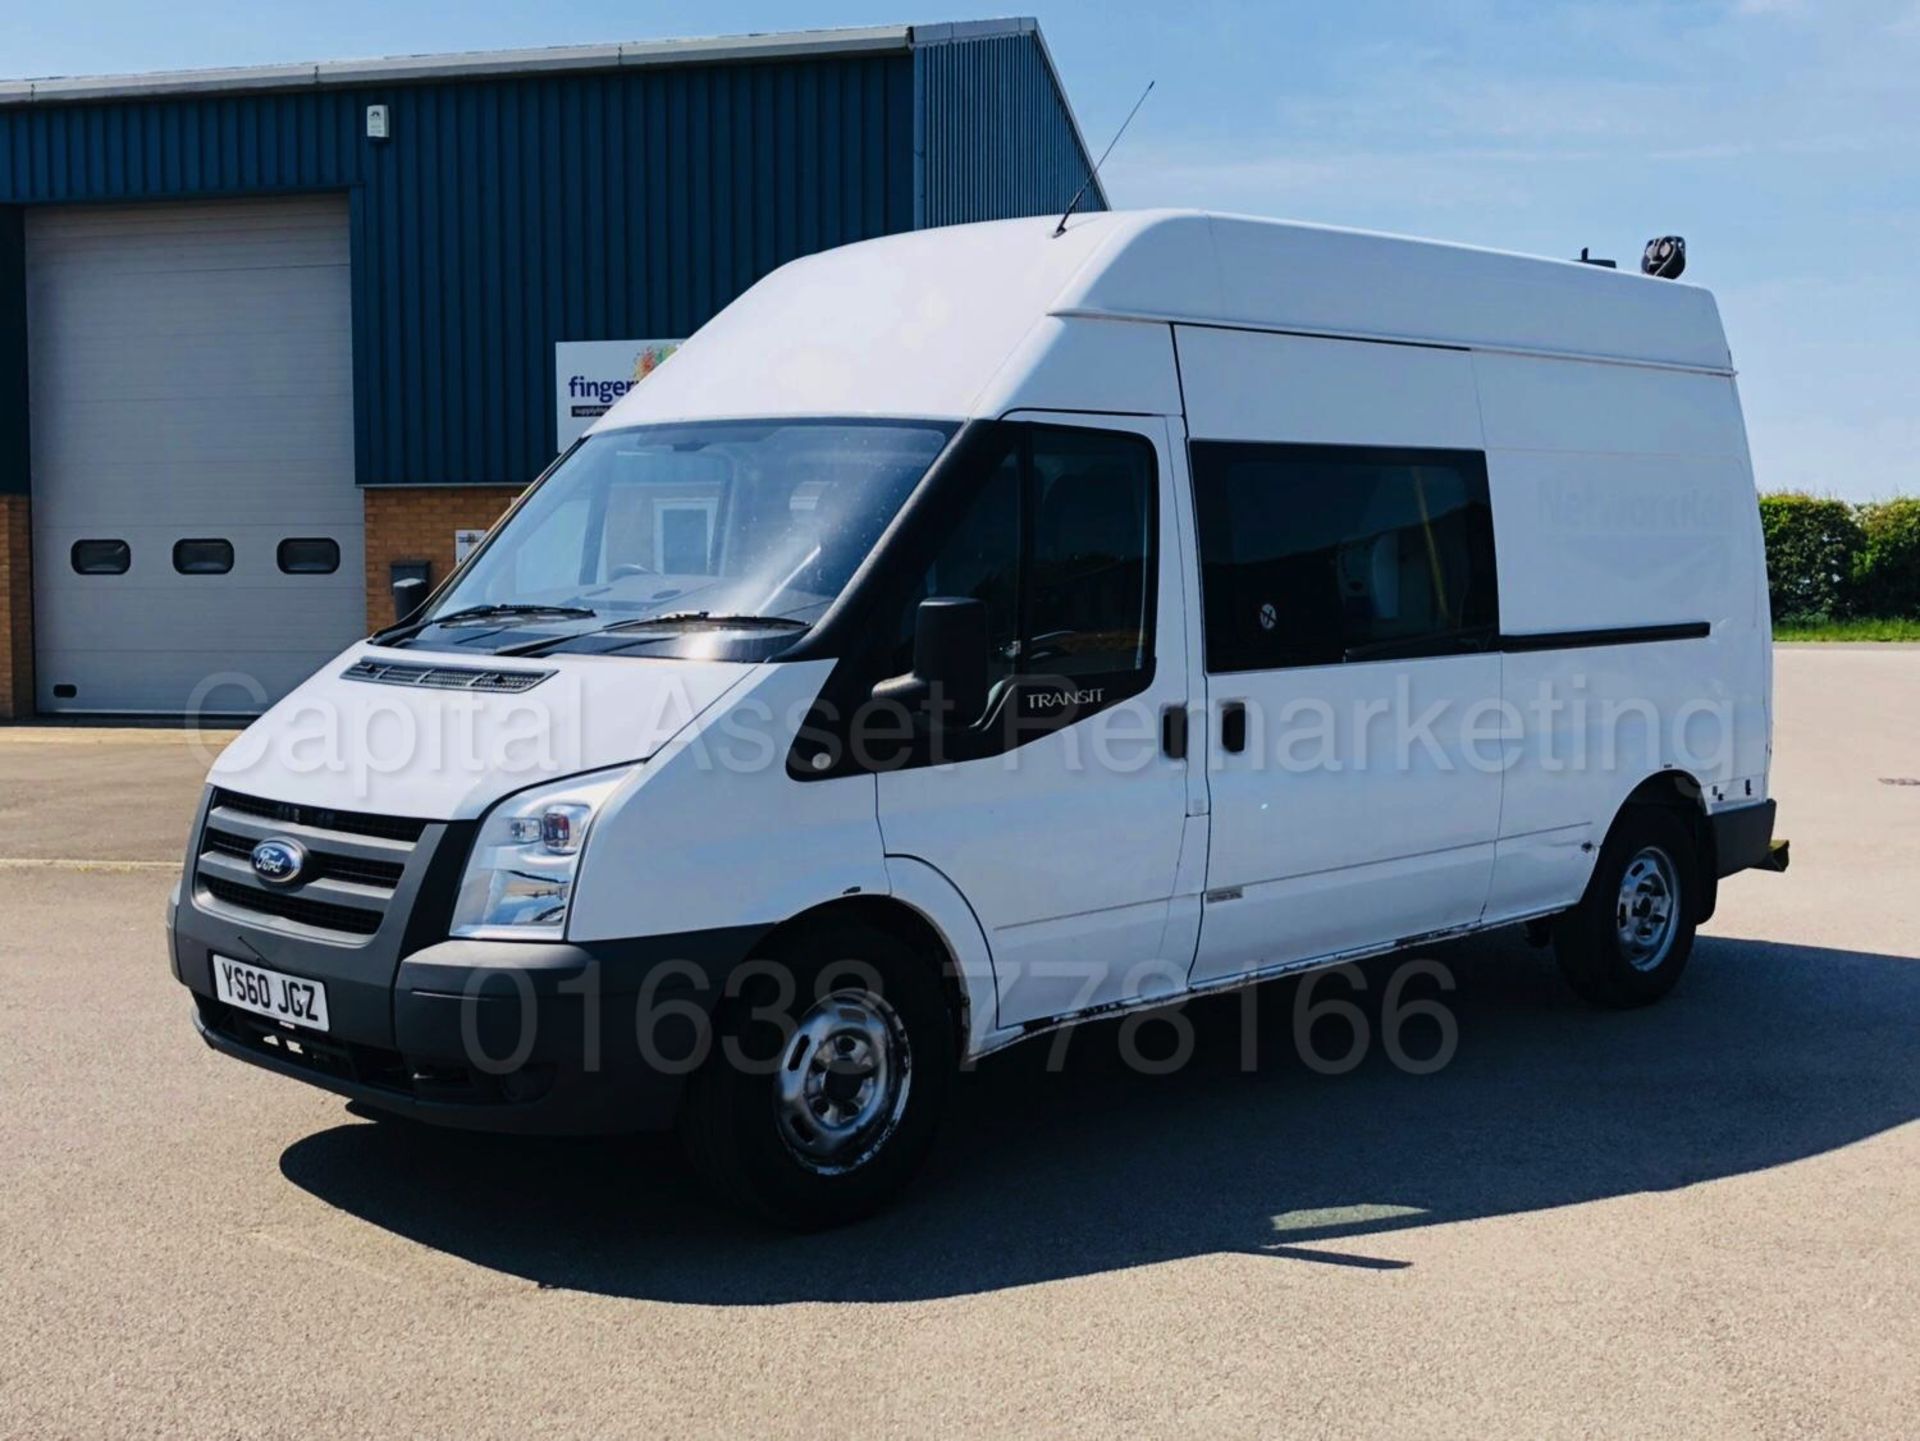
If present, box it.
[5,1,1914,499]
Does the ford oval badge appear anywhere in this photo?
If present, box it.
[249,837,308,886]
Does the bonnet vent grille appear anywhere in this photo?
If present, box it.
[341,659,553,693]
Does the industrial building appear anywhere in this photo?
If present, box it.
[0,18,1103,716]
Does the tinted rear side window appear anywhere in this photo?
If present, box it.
[1191,442,1498,672]
[71,539,131,575]
[173,539,234,575]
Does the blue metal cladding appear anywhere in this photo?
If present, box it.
[0,31,1092,490]
[0,55,915,487]
[915,32,1100,229]
[351,59,914,487]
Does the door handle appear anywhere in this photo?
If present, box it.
[1220,700,1247,755]
[1161,704,1188,760]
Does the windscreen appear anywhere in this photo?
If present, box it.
[430,419,956,636]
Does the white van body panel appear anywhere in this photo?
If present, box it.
[1195,653,1506,981]
[209,644,757,820]
[567,661,894,942]
[1058,211,1732,372]
[1175,326,1484,450]
[1474,350,1769,919]
[594,216,1130,425]
[971,313,1183,419]
[1475,356,1759,635]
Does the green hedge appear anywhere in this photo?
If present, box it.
[1852,498,1920,618]
[1759,493,1865,622]
[1757,493,1920,623]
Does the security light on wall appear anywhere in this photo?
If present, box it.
[366,105,390,141]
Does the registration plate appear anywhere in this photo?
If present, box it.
[212,955,331,1032]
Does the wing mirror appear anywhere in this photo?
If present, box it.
[871,597,989,730]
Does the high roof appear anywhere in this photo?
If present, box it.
[602,209,1734,431]
[1047,211,1730,372]
[0,17,1062,106]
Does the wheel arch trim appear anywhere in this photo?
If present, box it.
[1607,767,1717,921]
[876,855,1001,1057]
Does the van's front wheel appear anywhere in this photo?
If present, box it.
[1553,806,1700,1008]
[677,922,954,1229]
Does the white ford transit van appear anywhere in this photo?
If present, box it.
[171,211,1785,1226]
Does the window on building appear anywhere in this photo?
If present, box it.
[173,539,234,576]
[276,538,340,575]
[902,424,1155,688]
[654,499,718,574]
[71,539,131,575]
[1190,442,1497,673]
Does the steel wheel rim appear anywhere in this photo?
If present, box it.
[773,988,912,1175]
[1615,845,1680,972]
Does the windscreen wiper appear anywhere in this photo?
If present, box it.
[494,612,810,657]
[609,611,811,630]
[370,603,597,646]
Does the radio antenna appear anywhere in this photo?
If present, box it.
[1053,79,1155,238]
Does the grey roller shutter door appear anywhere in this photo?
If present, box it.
[27,195,361,715]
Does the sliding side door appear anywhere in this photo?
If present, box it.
[1175,327,1506,986]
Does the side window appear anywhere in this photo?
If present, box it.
[1191,442,1497,672]
[907,444,1023,690]
[901,425,1155,689]
[1027,429,1153,677]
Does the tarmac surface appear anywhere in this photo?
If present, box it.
[1,646,1914,1437]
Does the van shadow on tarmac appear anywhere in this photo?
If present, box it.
[279,931,1919,1304]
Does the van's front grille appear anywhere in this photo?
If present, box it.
[200,877,385,936]
[206,788,426,843]
[193,789,424,942]
[201,826,406,889]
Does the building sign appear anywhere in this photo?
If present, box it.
[453,529,487,564]
[554,339,682,450]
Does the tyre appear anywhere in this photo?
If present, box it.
[1553,805,1700,1008]
[677,921,955,1229]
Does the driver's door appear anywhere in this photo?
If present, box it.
[875,414,1197,1030]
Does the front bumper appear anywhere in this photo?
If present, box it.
[179,907,764,1135]
[172,786,767,1135]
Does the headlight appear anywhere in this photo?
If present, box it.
[451,768,632,939]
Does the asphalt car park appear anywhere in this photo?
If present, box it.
[2,646,1915,1438]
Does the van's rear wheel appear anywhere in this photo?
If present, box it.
[1553,806,1699,1008]
[677,922,954,1229]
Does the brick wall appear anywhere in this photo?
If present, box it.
[362,486,525,628]
[0,494,32,719]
